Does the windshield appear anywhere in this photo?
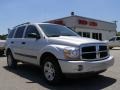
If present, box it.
[39,24,78,37]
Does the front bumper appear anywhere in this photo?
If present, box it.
[58,56,114,74]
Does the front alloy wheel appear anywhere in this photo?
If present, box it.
[44,61,55,81]
[42,56,62,84]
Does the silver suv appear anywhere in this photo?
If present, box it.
[5,22,114,84]
[107,36,120,49]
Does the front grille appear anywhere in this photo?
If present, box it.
[82,53,96,59]
[80,44,109,61]
[99,46,107,51]
[82,46,96,52]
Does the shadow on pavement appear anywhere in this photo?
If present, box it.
[4,64,116,90]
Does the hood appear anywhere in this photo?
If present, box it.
[48,36,102,46]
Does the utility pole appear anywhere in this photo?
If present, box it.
[112,20,118,35]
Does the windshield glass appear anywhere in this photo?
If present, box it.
[39,24,78,37]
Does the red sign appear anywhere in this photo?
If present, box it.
[79,20,88,25]
[53,20,65,25]
[89,21,97,26]
[79,19,98,27]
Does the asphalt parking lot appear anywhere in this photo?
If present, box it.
[0,48,120,90]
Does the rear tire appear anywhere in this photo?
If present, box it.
[41,56,62,84]
[7,52,17,68]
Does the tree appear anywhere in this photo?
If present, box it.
[0,34,8,40]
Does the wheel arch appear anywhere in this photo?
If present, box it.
[40,52,62,73]
[40,52,58,66]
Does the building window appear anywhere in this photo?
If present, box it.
[77,32,90,38]
[92,33,102,40]
[83,32,90,38]
[99,33,102,40]
[78,32,82,36]
[92,33,98,40]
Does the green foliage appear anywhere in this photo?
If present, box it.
[0,34,8,40]
[116,32,120,36]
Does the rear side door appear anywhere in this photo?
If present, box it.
[115,37,120,46]
[109,37,116,47]
[12,26,26,60]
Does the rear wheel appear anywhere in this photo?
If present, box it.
[7,52,17,68]
[41,56,62,84]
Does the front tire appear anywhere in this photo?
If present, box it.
[7,52,17,68]
[42,56,62,84]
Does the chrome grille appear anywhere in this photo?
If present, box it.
[80,44,109,61]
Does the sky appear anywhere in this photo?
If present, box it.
[0,0,120,34]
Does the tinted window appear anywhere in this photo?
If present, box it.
[116,37,120,40]
[14,26,25,38]
[8,29,15,38]
[25,25,40,38]
[109,37,115,41]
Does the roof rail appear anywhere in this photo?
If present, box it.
[14,22,30,28]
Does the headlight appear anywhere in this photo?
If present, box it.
[64,47,80,59]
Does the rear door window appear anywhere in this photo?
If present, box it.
[14,26,26,38]
[109,37,115,41]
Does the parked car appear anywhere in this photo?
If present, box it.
[5,22,114,84]
[0,40,6,55]
[105,36,120,49]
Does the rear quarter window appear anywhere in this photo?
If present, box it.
[8,29,15,38]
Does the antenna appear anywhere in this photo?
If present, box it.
[112,20,118,25]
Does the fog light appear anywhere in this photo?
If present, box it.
[78,65,83,71]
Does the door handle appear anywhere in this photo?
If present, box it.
[11,41,14,44]
[21,42,26,44]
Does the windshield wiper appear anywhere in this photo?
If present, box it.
[61,35,76,36]
[49,35,60,37]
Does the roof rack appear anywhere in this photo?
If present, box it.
[14,22,31,28]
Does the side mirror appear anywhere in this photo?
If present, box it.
[28,33,40,39]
